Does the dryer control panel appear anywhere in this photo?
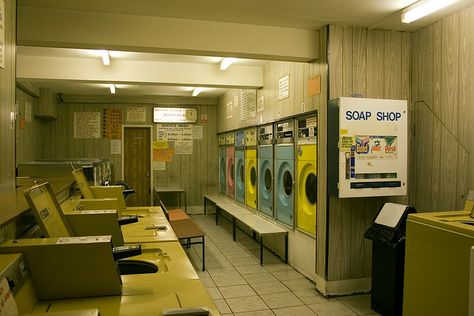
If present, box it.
[275,119,294,144]
[226,132,235,145]
[258,124,273,145]
[245,128,257,147]
[235,130,245,147]
[297,114,317,144]
[218,134,226,146]
[328,97,407,198]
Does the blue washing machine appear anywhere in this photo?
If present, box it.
[219,146,226,194]
[257,145,273,216]
[274,144,295,226]
[235,149,245,203]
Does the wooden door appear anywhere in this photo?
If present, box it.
[123,127,151,206]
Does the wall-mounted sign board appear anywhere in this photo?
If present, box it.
[153,107,197,123]
[328,97,407,198]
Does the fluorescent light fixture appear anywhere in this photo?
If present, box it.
[100,50,110,65]
[109,84,116,94]
[192,88,203,97]
[220,57,237,70]
[401,0,459,23]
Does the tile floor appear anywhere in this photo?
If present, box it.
[185,213,381,316]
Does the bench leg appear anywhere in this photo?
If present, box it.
[202,236,206,271]
[232,217,236,241]
[260,235,264,266]
[215,207,219,225]
[285,233,288,264]
[204,198,207,215]
[252,231,257,241]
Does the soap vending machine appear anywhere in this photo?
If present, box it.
[328,97,407,198]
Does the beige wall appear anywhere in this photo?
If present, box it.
[0,0,16,191]
[410,6,474,212]
[39,97,218,208]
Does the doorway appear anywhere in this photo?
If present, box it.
[123,126,152,206]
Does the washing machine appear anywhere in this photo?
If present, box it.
[296,115,317,236]
[225,132,235,198]
[274,119,295,226]
[218,134,226,195]
[235,130,245,203]
[257,124,274,217]
[245,128,257,209]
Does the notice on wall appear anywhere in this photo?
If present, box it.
[153,141,174,162]
[175,140,193,154]
[257,96,264,112]
[102,108,122,139]
[278,74,290,100]
[126,107,147,122]
[0,1,5,69]
[0,278,18,316]
[226,101,233,118]
[240,89,257,121]
[193,125,203,140]
[156,123,193,141]
[25,102,32,122]
[153,161,166,171]
[74,112,101,138]
[308,75,321,96]
[111,139,121,155]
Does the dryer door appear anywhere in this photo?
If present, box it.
[235,154,245,203]
[258,159,273,216]
[297,162,317,235]
[276,160,294,226]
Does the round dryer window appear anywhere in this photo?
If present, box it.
[264,169,272,191]
[240,165,245,182]
[250,167,257,186]
[230,162,235,180]
[305,173,317,204]
[283,171,293,197]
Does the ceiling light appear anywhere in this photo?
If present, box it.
[220,58,237,70]
[192,88,203,97]
[401,0,459,23]
[109,84,116,94]
[100,50,110,65]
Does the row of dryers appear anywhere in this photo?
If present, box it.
[218,114,317,236]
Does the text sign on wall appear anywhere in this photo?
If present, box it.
[74,112,101,138]
[153,107,197,123]
[156,123,193,141]
[240,89,257,121]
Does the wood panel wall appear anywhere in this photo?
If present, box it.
[410,6,473,212]
[327,25,410,281]
[40,96,218,208]
[15,87,45,164]
[0,0,16,192]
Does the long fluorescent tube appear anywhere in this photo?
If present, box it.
[100,50,110,65]
[401,0,459,23]
[192,88,202,96]
[220,58,237,70]
[109,84,116,94]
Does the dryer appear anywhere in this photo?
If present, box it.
[235,130,245,203]
[296,115,317,236]
[274,120,295,226]
[257,124,274,216]
[245,128,257,209]
[218,134,226,195]
[226,132,235,198]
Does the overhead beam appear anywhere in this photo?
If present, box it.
[18,7,319,62]
[17,55,264,88]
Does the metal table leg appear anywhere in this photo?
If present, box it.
[260,235,264,266]
[285,233,288,264]
[232,217,236,241]
[202,236,206,271]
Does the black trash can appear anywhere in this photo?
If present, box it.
[364,203,415,316]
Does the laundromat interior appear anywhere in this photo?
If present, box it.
[0,0,473,315]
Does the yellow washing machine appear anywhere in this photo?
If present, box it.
[296,115,317,236]
[245,128,257,209]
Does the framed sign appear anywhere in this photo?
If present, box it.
[153,107,197,123]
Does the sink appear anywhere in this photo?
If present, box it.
[118,260,159,275]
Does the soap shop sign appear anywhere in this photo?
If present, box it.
[355,136,397,160]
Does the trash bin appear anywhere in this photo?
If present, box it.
[364,203,415,316]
